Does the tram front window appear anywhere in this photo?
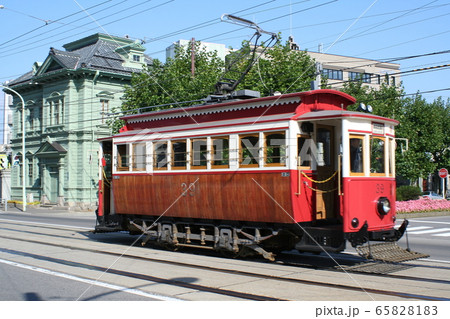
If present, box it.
[370,137,385,174]
[349,136,364,174]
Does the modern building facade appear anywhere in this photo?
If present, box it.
[308,50,400,90]
[166,39,232,61]
[5,33,151,209]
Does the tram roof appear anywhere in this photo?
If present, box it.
[295,109,399,125]
[120,89,356,122]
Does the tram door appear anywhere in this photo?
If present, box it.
[315,125,336,220]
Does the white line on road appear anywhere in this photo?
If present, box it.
[408,227,450,235]
[405,226,432,231]
[0,258,182,301]
[434,232,450,237]
[0,217,93,231]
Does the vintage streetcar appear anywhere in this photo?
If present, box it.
[96,89,426,262]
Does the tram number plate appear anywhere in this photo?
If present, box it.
[281,172,290,177]
[376,183,385,194]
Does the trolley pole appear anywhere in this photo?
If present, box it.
[1,84,26,212]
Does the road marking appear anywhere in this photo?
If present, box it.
[0,217,93,231]
[0,258,182,301]
[408,227,450,235]
[409,220,450,225]
[406,226,432,232]
[434,232,450,237]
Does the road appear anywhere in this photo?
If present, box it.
[0,207,449,305]
[397,216,450,263]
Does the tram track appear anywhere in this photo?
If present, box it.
[0,220,449,301]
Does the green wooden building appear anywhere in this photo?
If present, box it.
[6,33,151,209]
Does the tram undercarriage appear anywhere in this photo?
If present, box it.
[95,214,428,263]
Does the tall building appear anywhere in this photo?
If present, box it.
[289,37,401,90]
[166,39,232,61]
[4,33,151,209]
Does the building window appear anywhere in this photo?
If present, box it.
[48,95,64,125]
[100,99,109,124]
[212,137,229,168]
[349,72,372,83]
[362,73,372,83]
[28,161,34,186]
[349,72,361,81]
[322,68,343,80]
[133,55,141,62]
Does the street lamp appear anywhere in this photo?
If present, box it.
[1,84,26,212]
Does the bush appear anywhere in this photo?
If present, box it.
[396,185,422,201]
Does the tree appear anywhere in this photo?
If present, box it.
[231,40,318,95]
[107,41,224,133]
[112,37,319,133]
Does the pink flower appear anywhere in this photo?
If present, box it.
[396,198,450,213]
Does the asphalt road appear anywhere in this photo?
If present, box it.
[1,206,449,262]
[397,216,450,263]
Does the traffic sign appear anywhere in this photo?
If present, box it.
[439,168,448,179]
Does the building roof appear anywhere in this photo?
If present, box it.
[9,33,152,86]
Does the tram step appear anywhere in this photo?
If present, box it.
[356,242,429,263]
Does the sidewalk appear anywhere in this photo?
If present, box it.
[0,204,96,218]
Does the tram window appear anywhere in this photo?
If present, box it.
[192,139,207,169]
[265,132,286,166]
[132,143,146,171]
[154,142,168,170]
[212,137,229,168]
[388,138,394,176]
[240,134,259,167]
[349,136,364,174]
[116,144,129,171]
[297,135,312,168]
[172,140,187,169]
[370,137,385,174]
[317,128,331,167]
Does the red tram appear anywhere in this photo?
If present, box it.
[96,89,419,261]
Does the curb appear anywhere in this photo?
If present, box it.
[397,211,450,219]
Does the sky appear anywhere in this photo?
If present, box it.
[1,0,450,122]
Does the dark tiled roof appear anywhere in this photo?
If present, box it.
[9,34,152,85]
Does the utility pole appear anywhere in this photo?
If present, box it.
[0,84,26,211]
[311,62,323,90]
[191,37,195,77]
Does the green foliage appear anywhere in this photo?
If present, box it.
[120,41,225,117]
[114,36,319,133]
[231,40,317,95]
[396,185,422,201]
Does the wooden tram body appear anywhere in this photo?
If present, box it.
[96,89,407,260]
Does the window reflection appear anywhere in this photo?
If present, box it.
[370,137,385,174]
[349,137,363,173]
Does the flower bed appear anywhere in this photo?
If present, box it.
[396,198,450,213]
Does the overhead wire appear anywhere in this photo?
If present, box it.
[0,0,159,57]
[3,0,450,131]
[0,0,114,49]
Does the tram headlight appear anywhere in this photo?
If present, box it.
[351,218,359,228]
[377,197,391,215]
